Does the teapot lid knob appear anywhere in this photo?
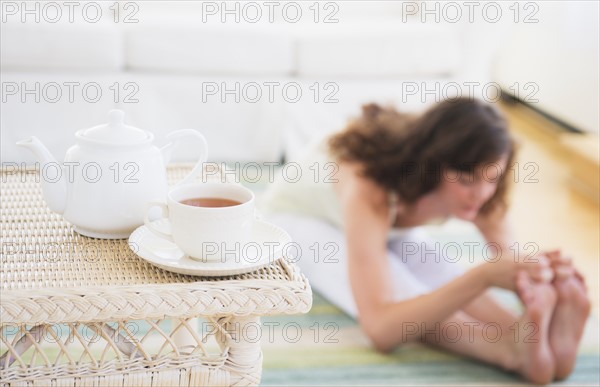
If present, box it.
[76,109,152,145]
[108,109,125,128]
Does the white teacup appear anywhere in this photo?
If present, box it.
[145,182,255,262]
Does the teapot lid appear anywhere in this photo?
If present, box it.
[77,110,152,145]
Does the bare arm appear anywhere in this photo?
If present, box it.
[338,165,492,352]
[336,164,551,352]
[474,204,553,278]
[463,205,555,327]
[473,205,516,258]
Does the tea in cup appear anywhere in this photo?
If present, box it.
[145,182,255,262]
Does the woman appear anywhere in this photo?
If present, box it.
[261,98,590,384]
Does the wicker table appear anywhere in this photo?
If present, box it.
[0,165,312,386]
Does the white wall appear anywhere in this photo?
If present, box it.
[494,1,599,133]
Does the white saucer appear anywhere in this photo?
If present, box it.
[128,219,292,277]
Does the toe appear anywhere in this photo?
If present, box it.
[547,249,561,262]
[555,265,575,280]
[516,271,534,303]
[533,267,554,283]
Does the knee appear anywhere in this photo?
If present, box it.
[368,331,397,354]
[361,319,418,354]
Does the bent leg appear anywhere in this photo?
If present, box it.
[425,273,557,385]
[462,290,519,331]
[388,228,519,330]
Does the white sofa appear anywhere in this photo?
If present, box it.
[1,1,507,164]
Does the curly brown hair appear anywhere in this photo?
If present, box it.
[328,98,516,215]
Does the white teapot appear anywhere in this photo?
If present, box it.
[16,110,208,239]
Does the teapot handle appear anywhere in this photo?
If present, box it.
[160,129,208,186]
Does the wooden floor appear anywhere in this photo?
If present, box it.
[500,101,600,312]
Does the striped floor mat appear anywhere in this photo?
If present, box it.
[260,292,600,386]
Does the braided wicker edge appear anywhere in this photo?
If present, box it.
[0,356,242,386]
[0,260,312,325]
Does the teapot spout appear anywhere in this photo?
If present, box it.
[16,136,67,214]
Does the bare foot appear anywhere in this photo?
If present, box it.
[550,270,591,380]
[510,271,557,384]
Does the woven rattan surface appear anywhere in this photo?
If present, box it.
[1,165,312,325]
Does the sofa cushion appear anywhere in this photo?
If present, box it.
[125,23,294,76]
[105,74,286,163]
[2,72,285,164]
[2,72,125,164]
[1,22,123,71]
[281,79,460,161]
[293,22,461,77]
